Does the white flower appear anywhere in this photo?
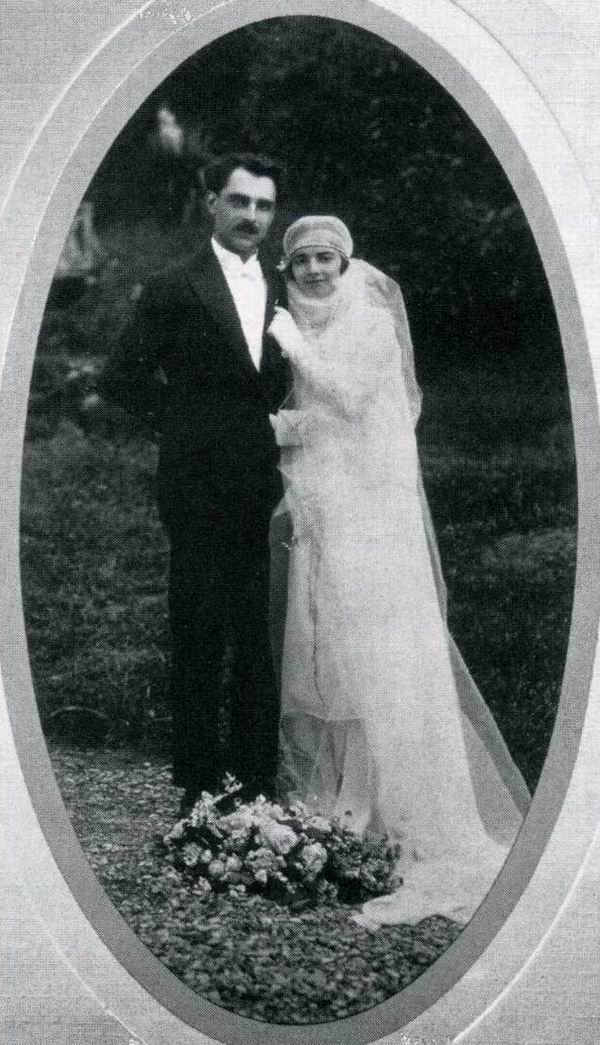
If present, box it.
[228,883,247,897]
[182,842,202,867]
[192,876,212,896]
[222,773,243,796]
[245,846,276,871]
[226,828,251,853]
[225,855,243,873]
[254,868,268,885]
[164,821,185,843]
[220,806,255,832]
[269,804,287,822]
[298,841,328,879]
[307,815,333,837]
[208,859,226,881]
[258,821,299,856]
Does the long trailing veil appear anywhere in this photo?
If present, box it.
[269,258,530,926]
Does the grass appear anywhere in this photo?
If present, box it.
[20,422,170,743]
[419,428,576,785]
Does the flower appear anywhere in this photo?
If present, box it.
[306,815,333,838]
[258,821,299,856]
[164,820,186,843]
[220,807,255,832]
[192,876,212,896]
[268,803,287,822]
[161,775,398,906]
[297,841,328,880]
[207,859,227,881]
[245,846,278,872]
[228,883,247,897]
[182,842,203,868]
[224,828,252,854]
[222,772,243,796]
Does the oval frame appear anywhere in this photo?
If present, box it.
[1,2,599,1044]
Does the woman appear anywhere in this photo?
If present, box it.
[268,216,530,927]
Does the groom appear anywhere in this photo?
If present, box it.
[99,152,289,809]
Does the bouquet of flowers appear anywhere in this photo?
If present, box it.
[159,775,401,906]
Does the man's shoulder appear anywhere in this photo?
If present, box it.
[131,243,214,313]
[148,241,214,290]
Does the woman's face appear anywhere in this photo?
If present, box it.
[290,247,344,297]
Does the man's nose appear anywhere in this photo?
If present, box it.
[307,258,320,273]
[245,201,257,220]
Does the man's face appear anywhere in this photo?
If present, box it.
[207,167,277,260]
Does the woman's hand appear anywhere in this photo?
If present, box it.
[269,409,305,446]
[267,307,306,361]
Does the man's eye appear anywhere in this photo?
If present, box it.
[228,195,247,207]
[257,201,275,213]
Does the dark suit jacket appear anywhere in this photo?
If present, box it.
[100,241,290,530]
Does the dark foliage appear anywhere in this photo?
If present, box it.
[89,17,561,382]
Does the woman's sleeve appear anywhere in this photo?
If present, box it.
[270,409,307,446]
[268,310,350,412]
[288,313,399,419]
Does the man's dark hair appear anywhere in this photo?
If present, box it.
[202,152,285,196]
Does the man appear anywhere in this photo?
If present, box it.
[99,152,289,809]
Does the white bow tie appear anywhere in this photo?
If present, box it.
[226,256,263,282]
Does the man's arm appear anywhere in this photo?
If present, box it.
[96,280,169,432]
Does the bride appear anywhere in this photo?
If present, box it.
[267,216,530,928]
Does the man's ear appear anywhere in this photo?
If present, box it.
[205,191,217,216]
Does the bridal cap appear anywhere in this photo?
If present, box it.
[282,216,354,263]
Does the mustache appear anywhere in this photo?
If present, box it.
[234,222,259,234]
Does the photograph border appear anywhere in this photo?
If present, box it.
[1,2,599,1043]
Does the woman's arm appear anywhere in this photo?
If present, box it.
[269,409,306,446]
[267,308,356,418]
[268,306,416,422]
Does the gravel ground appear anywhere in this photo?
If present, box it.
[49,741,463,1024]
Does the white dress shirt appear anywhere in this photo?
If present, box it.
[211,237,267,371]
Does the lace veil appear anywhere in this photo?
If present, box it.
[269,258,530,854]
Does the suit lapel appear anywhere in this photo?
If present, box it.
[263,262,278,330]
[186,242,284,387]
[186,243,258,378]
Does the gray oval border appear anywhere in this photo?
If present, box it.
[1,2,599,1044]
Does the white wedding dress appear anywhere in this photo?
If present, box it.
[269,260,530,927]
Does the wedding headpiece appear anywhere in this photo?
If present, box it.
[282,216,354,265]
